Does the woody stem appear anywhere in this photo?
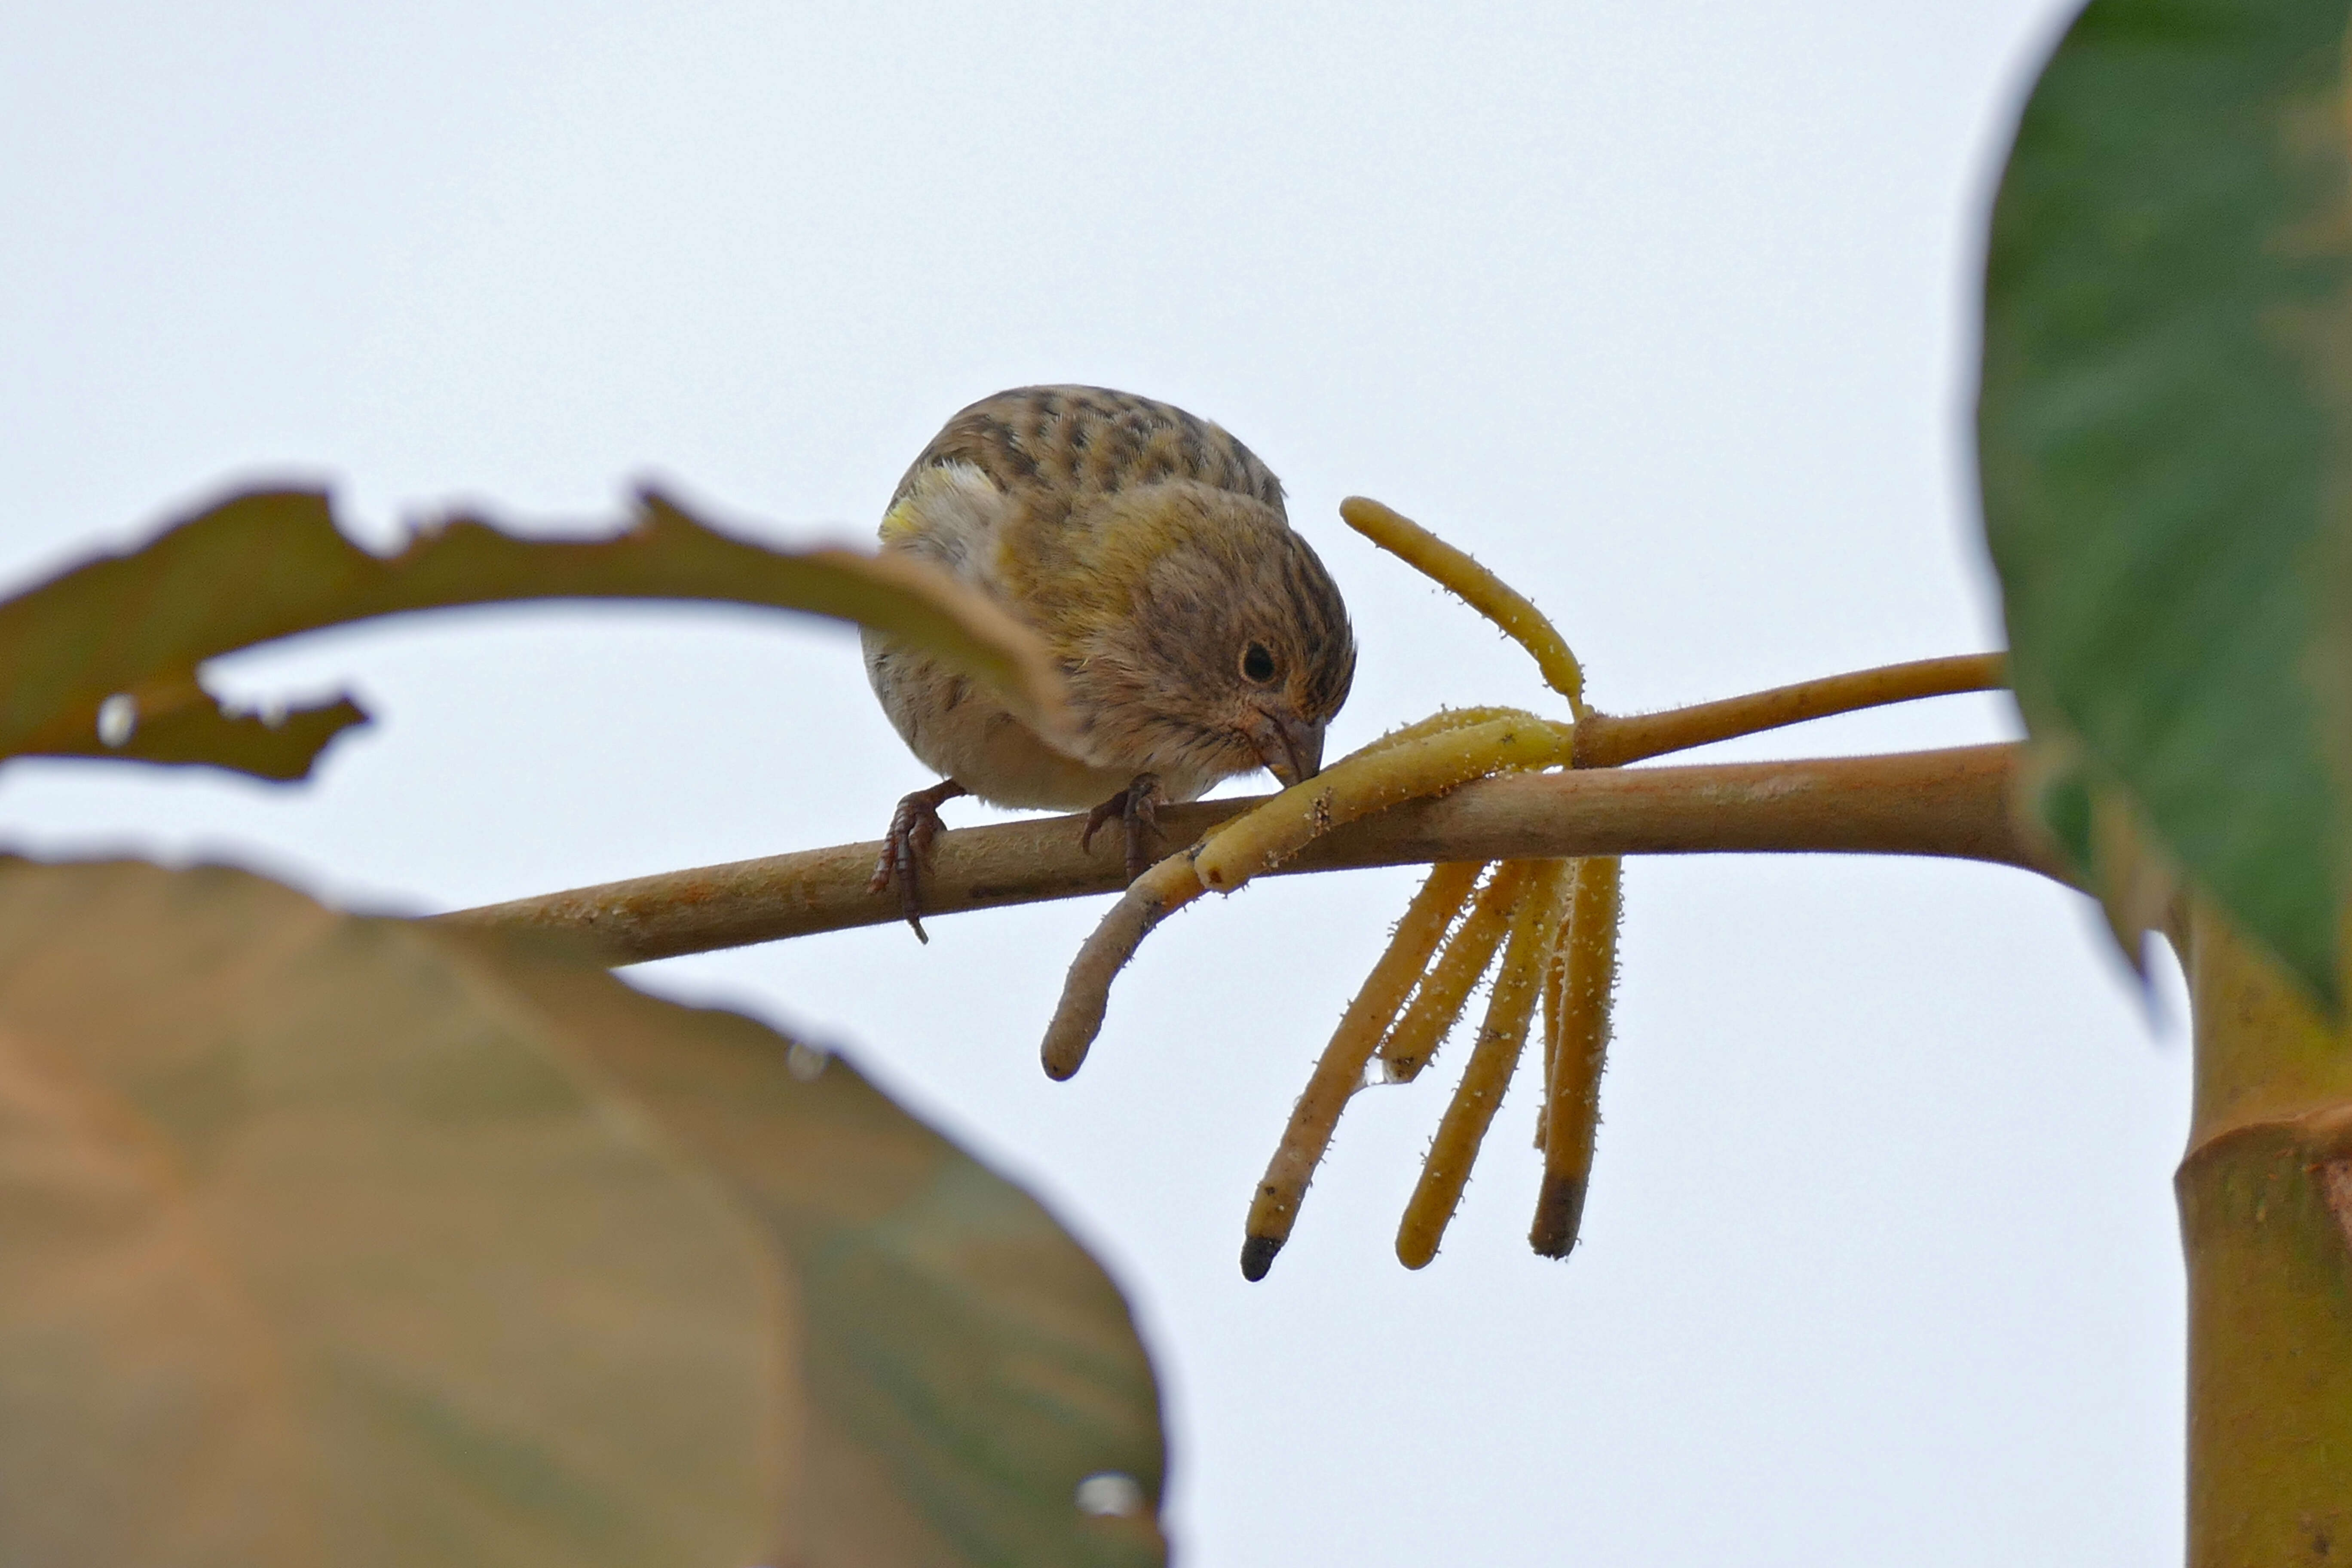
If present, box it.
[434,742,2062,965]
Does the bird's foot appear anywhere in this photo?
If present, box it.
[868,779,969,942]
[1081,772,1166,882]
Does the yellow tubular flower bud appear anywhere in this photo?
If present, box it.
[1040,851,1206,1080]
[1536,879,1572,1149]
[1530,856,1622,1258]
[1375,860,1532,1084]
[1240,861,1487,1282]
[1193,715,1574,894]
[1343,704,1532,759]
[1339,496,1589,719]
[1396,861,1571,1270]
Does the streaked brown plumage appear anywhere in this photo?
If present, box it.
[864,385,1356,936]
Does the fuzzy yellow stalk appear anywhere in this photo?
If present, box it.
[1352,704,1533,753]
[1339,496,1589,719]
[1377,860,1536,1084]
[1238,861,1487,1282]
[1531,857,1622,1257]
[1396,861,1572,1269]
[1039,852,1206,1080]
[1536,883,1571,1149]
[1193,714,1574,893]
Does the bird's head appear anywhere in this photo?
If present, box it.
[1058,482,1356,794]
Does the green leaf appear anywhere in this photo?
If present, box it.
[0,857,1164,1567]
[1978,0,2352,1007]
[0,487,1073,783]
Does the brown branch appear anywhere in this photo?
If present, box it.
[433,743,2064,966]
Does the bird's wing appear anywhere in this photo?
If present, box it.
[888,385,1286,520]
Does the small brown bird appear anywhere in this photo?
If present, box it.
[864,386,1357,937]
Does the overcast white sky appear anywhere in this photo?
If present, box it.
[3,4,2195,1563]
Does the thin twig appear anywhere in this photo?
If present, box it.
[1573,653,2006,768]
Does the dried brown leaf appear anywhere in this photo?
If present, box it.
[0,487,1072,782]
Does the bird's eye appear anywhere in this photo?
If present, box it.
[1240,641,1278,684]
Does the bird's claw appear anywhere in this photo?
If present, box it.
[1081,772,1166,882]
[869,780,968,941]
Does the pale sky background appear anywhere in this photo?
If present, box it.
[1,4,2195,1563]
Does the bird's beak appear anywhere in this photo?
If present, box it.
[1245,709,1326,789]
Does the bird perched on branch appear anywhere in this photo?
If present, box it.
[865,385,1357,938]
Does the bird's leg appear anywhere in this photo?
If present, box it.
[869,779,969,942]
[1081,772,1166,882]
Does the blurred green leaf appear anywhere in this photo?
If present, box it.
[0,487,1072,784]
[1978,0,2352,1006]
[0,857,1164,1568]
[505,936,1170,1568]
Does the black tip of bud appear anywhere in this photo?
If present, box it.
[1239,1234,1283,1282]
[1528,1174,1589,1259]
